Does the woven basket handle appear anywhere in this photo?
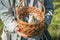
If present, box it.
[16,0,45,14]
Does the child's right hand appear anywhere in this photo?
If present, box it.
[15,27,29,38]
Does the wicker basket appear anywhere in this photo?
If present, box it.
[16,0,46,37]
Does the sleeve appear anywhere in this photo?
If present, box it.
[0,0,18,32]
[44,0,54,28]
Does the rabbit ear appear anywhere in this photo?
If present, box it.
[28,15,35,24]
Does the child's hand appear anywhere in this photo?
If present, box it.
[15,27,29,38]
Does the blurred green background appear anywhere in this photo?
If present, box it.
[0,0,60,40]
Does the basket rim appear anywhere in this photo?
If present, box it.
[17,17,40,26]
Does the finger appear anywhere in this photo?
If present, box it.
[15,27,20,31]
[16,31,28,38]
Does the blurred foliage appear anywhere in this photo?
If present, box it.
[0,0,60,40]
[0,19,3,40]
[48,0,60,40]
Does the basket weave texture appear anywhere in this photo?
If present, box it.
[16,0,46,37]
